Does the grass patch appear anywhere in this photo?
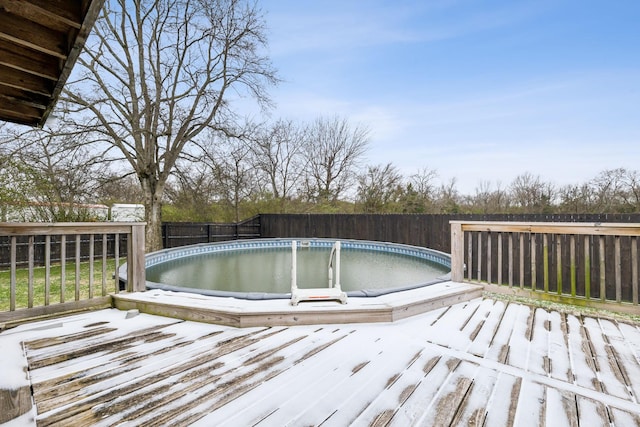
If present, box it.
[0,260,122,311]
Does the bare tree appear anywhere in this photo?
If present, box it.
[589,168,638,212]
[302,116,370,204]
[471,180,509,213]
[557,183,594,213]
[435,178,461,213]
[62,0,277,250]
[164,161,218,221]
[202,133,259,222]
[625,169,640,212]
[356,163,403,213]
[401,167,439,212]
[251,119,306,211]
[509,172,555,213]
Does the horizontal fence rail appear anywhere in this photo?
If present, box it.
[450,221,640,314]
[0,222,145,323]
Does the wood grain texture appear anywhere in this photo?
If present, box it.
[2,298,638,425]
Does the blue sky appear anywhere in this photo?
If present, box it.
[259,0,640,194]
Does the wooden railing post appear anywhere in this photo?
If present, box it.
[128,224,146,292]
[450,221,464,282]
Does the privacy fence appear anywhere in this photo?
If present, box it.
[6,214,639,265]
[258,213,640,253]
[161,216,261,248]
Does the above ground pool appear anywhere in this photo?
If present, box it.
[141,238,451,300]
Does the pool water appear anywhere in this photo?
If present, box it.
[146,246,448,296]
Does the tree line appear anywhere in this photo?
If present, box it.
[0,0,638,252]
[3,115,639,223]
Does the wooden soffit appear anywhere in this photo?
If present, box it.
[0,0,105,127]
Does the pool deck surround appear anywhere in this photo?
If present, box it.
[112,281,483,327]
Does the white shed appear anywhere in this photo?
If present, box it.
[110,204,145,222]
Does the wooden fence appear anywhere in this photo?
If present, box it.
[2,215,639,319]
[450,221,640,314]
[162,216,261,248]
[259,213,640,253]
[0,222,146,324]
[0,233,128,269]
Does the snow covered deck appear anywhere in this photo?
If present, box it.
[3,296,640,426]
[111,281,483,327]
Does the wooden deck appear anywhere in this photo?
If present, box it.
[111,281,483,327]
[3,297,640,426]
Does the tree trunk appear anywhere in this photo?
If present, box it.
[141,177,164,252]
[145,195,163,253]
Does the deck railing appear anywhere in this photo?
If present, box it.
[0,222,145,324]
[450,221,640,314]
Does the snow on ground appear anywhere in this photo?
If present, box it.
[2,296,640,426]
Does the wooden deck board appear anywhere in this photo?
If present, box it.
[2,298,640,426]
[583,316,633,400]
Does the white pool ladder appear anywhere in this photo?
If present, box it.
[290,240,348,306]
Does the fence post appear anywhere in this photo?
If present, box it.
[128,223,146,292]
[450,221,464,282]
[163,223,169,248]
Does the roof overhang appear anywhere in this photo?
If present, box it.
[0,0,105,127]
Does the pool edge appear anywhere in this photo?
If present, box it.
[112,281,483,327]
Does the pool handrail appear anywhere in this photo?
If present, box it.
[290,240,348,305]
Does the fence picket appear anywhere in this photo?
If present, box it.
[75,235,80,301]
[102,234,108,296]
[570,235,576,297]
[60,235,66,303]
[89,234,94,299]
[615,236,621,303]
[28,236,34,308]
[599,237,605,301]
[45,235,50,306]
[633,237,638,305]
[10,236,16,311]
[584,235,591,300]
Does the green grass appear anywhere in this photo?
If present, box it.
[0,259,122,311]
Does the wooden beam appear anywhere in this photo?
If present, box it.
[0,100,42,123]
[0,0,82,32]
[0,64,53,96]
[0,39,59,80]
[0,297,112,324]
[0,12,68,59]
[450,221,640,237]
[0,113,37,126]
[0,86,50,109]
[0,222,144,236]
